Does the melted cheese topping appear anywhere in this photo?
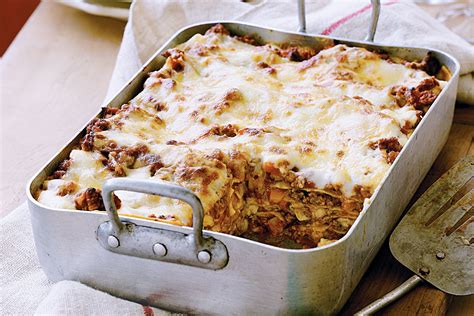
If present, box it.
[127,33,439,194]
[37,27,445,242]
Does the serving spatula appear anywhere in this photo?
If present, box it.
[356,156,473,315]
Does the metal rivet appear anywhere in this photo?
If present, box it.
[107,235,120,248]
[419,267,430,276]
[153,243,167,257]
[197,250,211,263]
[436,252,445,260]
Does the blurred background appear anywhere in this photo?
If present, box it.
[1,0,472,57]
[1,0,40,56]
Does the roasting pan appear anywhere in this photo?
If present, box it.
[26,4,460,315]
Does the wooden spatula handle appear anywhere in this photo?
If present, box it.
[355,275,423,315]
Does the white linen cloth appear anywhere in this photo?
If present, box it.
[2,1,474,315]
[0,204,169,315]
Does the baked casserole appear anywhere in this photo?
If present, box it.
[36,24,448,248]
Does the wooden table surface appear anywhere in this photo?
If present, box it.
[1,2,125,213]
[1,1,472,315]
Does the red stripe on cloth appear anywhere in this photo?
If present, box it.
[321,1,399,36]
[143,306,154,316]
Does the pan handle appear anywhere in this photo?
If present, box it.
[297,0,380,42]
[297,0,306,33]
[96,178,228,270]
[354,275,423,315]
[102,178,204,247]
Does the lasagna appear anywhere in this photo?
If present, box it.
[36,24,448,248]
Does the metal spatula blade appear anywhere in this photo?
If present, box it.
[356,156,473,315]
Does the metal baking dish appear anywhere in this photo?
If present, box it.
[26,13,460,316]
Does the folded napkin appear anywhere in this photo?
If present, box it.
[0,204,169,315]
[107,0,474,105]
[2,1,474,315]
